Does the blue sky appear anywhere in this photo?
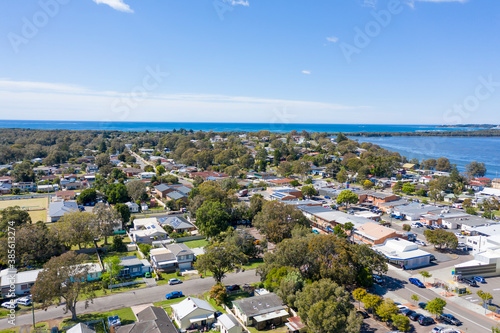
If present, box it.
[0,0,499,124]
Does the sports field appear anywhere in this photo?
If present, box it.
[0,197,49,222]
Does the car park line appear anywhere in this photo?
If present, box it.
[407,287,492,332]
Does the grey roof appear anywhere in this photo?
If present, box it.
[218,313,241,330]
[126,202,140,208]
[379,199,409,207]
[166,191,186,200]
[369,192,399,199]
[166,243,194,257]
[49,201,78,218]
[297,205,332,215]
[117,306,177,333]
[0,183,12,190]
[119,255,143,267]
[173,185,192,195]
[152,252,176,262]
[67,323,96,333]
[155,184,172,192]
[232,293,285,317]
[158,216,195,230]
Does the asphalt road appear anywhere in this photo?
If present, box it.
[1,269,260,330]
[381,269,500,332]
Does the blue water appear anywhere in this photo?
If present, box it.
[352,136,500,179]
[0,119,486,133]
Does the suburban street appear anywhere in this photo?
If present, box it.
[0,270,260,330]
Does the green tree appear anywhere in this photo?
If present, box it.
[362,294,382,314]
[411,294,419,304]
[195,201,230,238]
[402,224,411,232]
[363,180,374,190]
[375,298,398,322]
[477,290,493,309]
[336,132,348,143]
[93,203,122,245]
[336,169,348,184]
[402,183,415,195]
[224,165,240,178]
[125,180,147,202]
[31,252,95,321]
[466,161,487,178]
[435,157,452,172]
[209,284,227,306]
[425,298,446,318]
[420,270,432,283]
[106,183,130,204]
[353,288,367,308]
[110,235,126,252]
[102,256,123,291]
[424,229,458,250]
[55,212,97,250]
[253,201,310,243]
[0,206,31,232]
[336,190,359,208]
[156,165,166,176]
[194,242,247,283]
[115,203,131,224]
[301,185,317,198]
[392,314,411,332]
[295,279,361,333]
[277,161,293,176]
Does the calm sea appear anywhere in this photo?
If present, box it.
[0,120,483,133]
[352,136,500,179]
[1,120,497,178]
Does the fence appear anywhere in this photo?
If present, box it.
[175,235,206,243]
[0,194,49,201]
[108,280,143,289]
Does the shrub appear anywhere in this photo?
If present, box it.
[209,284,227,306]
[402,224,411,232]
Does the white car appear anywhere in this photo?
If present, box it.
[411,223,422,228]
[16,298,31,306]
[415,240,426,246]
[1,301,17,310]
[396,305,409,312]
[454,232,464,238]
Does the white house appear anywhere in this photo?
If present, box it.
[125,201,140,213]
[48,200,78,222]
[372,238,432,270]
[171,297,216,330]
[130,218,168,244]
[0,268,42,297]
[217,313,242,333]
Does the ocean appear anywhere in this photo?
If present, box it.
[352,136,500,179]
[1,119,498,179]
[0,119,485,133]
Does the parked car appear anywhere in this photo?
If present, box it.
[397,305,409,313]
[168,278,182,285]
[430,254,437,261]
[409,278,425,288]
[462,278,478,287]
[165,291,183,300]
[418,302,427,309]
[1,301,18,310]
[455,232,464,238]
[418,316,434,326]
[226,284,241,292]
[439,313,462,326]
[425,225,435,230]
[431,326,446,333]
[107,315,121,327]
[473,276,486,283]
[400,309,414,317]
[373,275,383,284]
[415,240,426,246]
[357,310,369,319]
[411,223,423,228]
[16,298,31,306]
[409,312,423,321]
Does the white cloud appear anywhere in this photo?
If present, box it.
[0,79,371,124]
[326,36,339,43]
[93,0,133,13]
[230,0,250,6]
[301,70,311,75]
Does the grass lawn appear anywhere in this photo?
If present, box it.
[0,197,48,222]
[153,296,187,315]
[242,258,264,270]
[156,272,185,285]
[181,239,209,249]
[62,307,136,330]
[0,328,18,333]
[81,278,146,300]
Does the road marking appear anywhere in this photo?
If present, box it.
[465,296,472,299]
[470,299,478,302]
[493,288,500,291]
[407,288,492,332]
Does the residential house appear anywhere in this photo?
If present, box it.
[155,184,174,199]
[125,201,140,213]
[48,200,78,222]
[267,187,302,201]
[285,317,307,333]
[13,182,37,191]
[55,190,76,201]
[353,222,400,245]
[358,191,400,207]
[0,182,12,194]
[150,243,194,272]
[217,313,242,333]
[67,323,96,333]
[86,164,99,173]
[402,163,416,170]
[232,293,289,330]
[83,263,103,281]
[0,268,42,297]
[116,306,177,333]
[116,256,151,278]
[140,172,156,180]
[158,216,196,234]
[165,190,188,203]
[171,297,216,330]
[38,184,59,192]
[190,171,228,180]
[0,176,12,184]
[372,238,432,269]
[130,218,169,244]
[123,168,143,177]
[492,178,500,190]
